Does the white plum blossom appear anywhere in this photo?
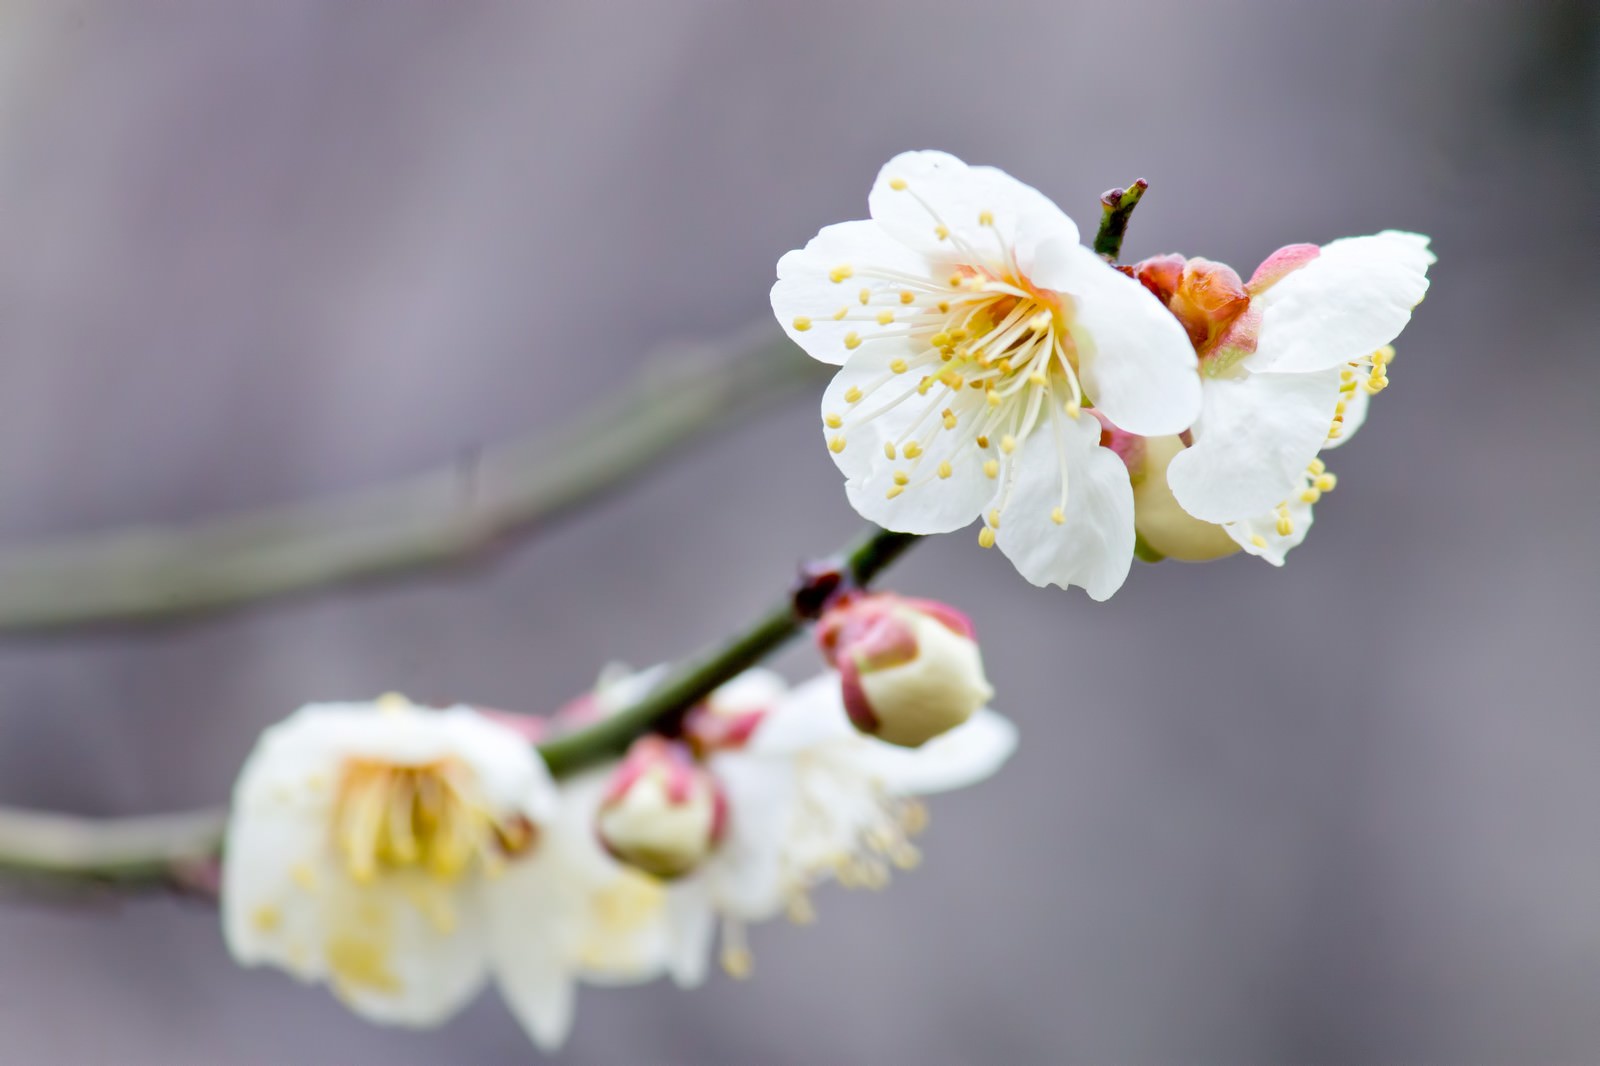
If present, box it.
[564,669,1017,987]
[772,150,1200,599]
[1135,233,1432,532]
[222,696,593,1051]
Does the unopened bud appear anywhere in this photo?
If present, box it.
[596,736,725,879]
[817,594,993,749]
[1131,434,1240,561]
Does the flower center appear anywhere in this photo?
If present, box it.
[817,194,1092,541]
[332,757,536,884]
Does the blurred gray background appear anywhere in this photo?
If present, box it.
[0,1,1594,1063]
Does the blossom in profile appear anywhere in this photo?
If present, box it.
[1132,234,1432,529]
[772,150,1200,598]
[565,669,1017,988]
[222,696,588,1050]
[815,592,993,747]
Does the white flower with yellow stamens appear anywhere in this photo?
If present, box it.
[566,669,1017,987]
[772,150,1200,599]
[1132,233,1432,529]
[222,696,590,1051]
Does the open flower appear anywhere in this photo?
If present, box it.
[222,696,587,1050]
[566,669,1017,988]
[772,150,1200,598]
[1134,233,1433,527]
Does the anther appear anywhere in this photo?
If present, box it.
[793,316,812,332]
[893,471,910,486]
[829,265,854,284]
[889,358,908,374]
[833,306,849,321]
[976,435,989,449]
[1315,473,1338,492]
[824,413,843,428]
[937,461,952,479]
[877,311,895,325]
[1050,507,1065,525]
[900,290,915,304]
[883,442,897,460]
[938,369,963,389]
[987,509,1001,529]
[977,527,996,548]
[1000,435,1016,454]
[986,390,1001,408]
[1251,534,1267,548]
[903,442,923,459]
[934,224,950,240]
[844,332,862,350]
[978,210,994,226]
[886,485,904,500]
[859,287,871,306]
[942,410,957,430]
[1029,372,1048,387]
[828,435,846,454]
[983,459,999,478]
[844,386,863,404]
[888,177,908,191]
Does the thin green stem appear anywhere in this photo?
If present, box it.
[537,525,918,775]
[1092,178,1150,260]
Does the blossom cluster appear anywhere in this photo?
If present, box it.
[222,595,1013,1050]
[772,150,1433,596]
[215,150,1433,1054]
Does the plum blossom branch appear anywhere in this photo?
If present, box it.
[1092,177,1150,260]
[0,323,820,635]
[0,527,920,887]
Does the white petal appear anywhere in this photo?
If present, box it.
[859,709,1018,796]
[1251,231,1433,374]
[706,750,797,921]
[868,150,1079,262]
[486,846,591,1051]
[1167,367,1343,523]
[1027,238,1201,436]
[1224,493,1315,567]
[748,674,857,755]
[994,412,1135,600]
[772,220,934,367]
[821,352,996,534]
[662,883,718,988]
[550,773,674,986]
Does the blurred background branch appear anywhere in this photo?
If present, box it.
[0,806,225,889]
[0,325,819,635]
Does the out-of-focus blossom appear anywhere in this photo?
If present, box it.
[816,592,993,747]
[1133,234,1432,528]
[772,150,1200,598]
[222,696,587,1050]
[596,735,725,879]
[568,670,1017,988]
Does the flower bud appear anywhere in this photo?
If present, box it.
[817,594,993,749]
[1133,254,1259,368]
[596,736,725,879]
[1131,434,1240,562]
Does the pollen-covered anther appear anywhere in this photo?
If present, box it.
[793,316,812,332]
[844,386,863,404]
[934,224,950,240]
[983,459,999,478]
[843,331,862,350]
[888,177,908,191]
[942,409,957,430]
[889,358,908,374]
[977,527,996,548]
[828,436,846,454]
[899,290,915,305]
[937,461,952,479]
[824,413,843,429]
[1051,507,1065,525]
[893,472,910,487]
[829,264,854,284]
[877,311,895,325]
[977,209,994,226]
[1000,435,1017,455]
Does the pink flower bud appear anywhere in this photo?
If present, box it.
[816,594,993,749]
[1133,254,1261,369]
[596,736,725,879]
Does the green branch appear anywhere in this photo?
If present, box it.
[0,324,821,635]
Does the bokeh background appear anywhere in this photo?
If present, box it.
[0,1,1594,1063]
